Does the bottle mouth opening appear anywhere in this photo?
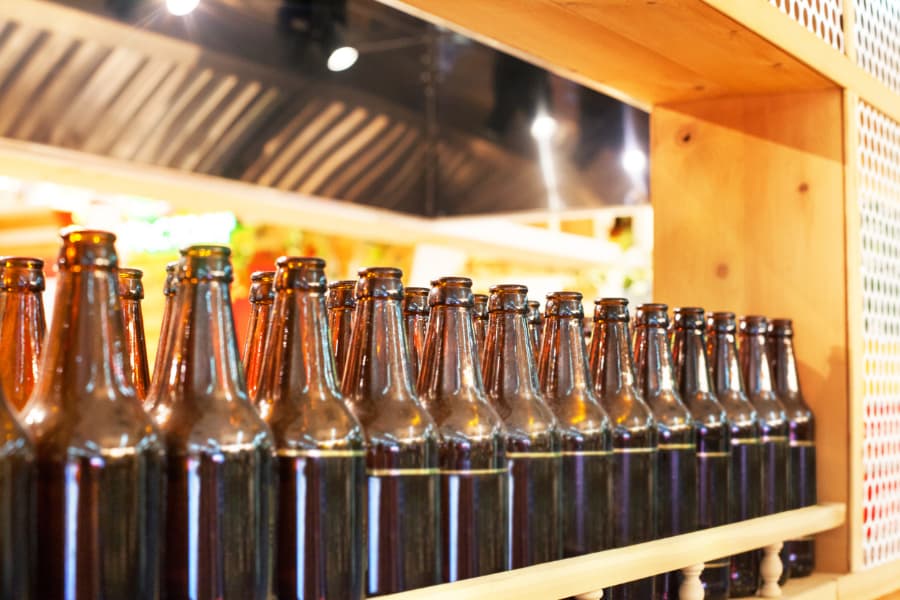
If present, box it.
[594,297,629,321]
[326,280,357,308]
[356,267,403,299]
[740,315,768,334]
[429,278,474,307]
[59,229,118,270]
[118,268,143,279]
[710,311,737,332]
[768,318,794,336]
[118,272,144,300]
[403,288,431,314]
[250,270,275,283]
[638,302,669,327]
[0,256,46,291]
[488,284,528,312]
[61,228,117,244]
[274,258,327,292]
[545,292,584,318]
[674,307,705,330]
[179,246,234,283]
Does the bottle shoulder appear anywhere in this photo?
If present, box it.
[645,389,693,430]
[485,388,558,450]
[682,391,728,426]
[0,411,34,459]
[156,391,273,450]
[600,385,655,432]
[747,390,787,429]
[266,394,364,451]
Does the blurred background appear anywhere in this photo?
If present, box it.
[0,0,651,356]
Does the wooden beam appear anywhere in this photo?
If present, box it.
[651,89,849,572]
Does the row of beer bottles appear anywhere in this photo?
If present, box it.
[0,230,814,600]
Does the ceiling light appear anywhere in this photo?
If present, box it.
[530,113,557,140]
[327,46,359,72]
[166,0,199,16]
[621,148,647,177]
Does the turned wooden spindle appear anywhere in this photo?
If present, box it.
[679,563,705,600]
[574,590,603,600]
[759,542,785,597]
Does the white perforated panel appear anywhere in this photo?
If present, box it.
[855,0,900,93]
[859,100,900,568]
[769,0,844,51]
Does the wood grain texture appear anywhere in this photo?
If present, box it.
[376,0,833,110]
[651,90,849,572]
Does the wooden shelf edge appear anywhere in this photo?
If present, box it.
[698,0,900,125]
[381,503,846,600]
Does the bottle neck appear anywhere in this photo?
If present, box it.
[634,324,676,397]
[150,293,175,390]
[417,304,483,401]
[242,301,272,369]
[328,306,354,381]
[120,296,150,400]
[673,328,711,395]
[0,288,45,411]
[710,331,745,394]
[33,267,133,408]
[404,312,428,374]
[595,320,636,397]
[163,277,245,406]
[538,314,592,398]
[769,335,800,394]
[341,296,417,410]
[257,288,339,409]
[740,332,774,394]
[482,310,541,400]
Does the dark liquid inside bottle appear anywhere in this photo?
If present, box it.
[275,454,365,598]
[0,410,34,599]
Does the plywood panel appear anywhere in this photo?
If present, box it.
[651,90,848,572]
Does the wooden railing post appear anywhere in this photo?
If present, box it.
[759,542,785,597]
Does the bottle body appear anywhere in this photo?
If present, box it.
[24,230,163,600]
[341,268,440,596]
[259,258,365,600]
[709,312,762,597]
[146,246,274,600]
[0,257,46,412]
[769,319,816,578]
[482,285,561,569]
[418,277,508,582]
[538,291,611,558]
[672,307,731,600]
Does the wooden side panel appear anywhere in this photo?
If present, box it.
[651,90,849,572]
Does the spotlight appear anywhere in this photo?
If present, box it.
[327,46,359,72]
[621,148,647,177]
[166,0,199,16]
[530,113,557,140]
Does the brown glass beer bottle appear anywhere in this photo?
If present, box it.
[472,293,488,358]
[482,284,561,568]
[768,318,816,577]
[417,277,508,582]
[256,257,366,599]
[326,279,356,382]
[708,312,761,597]
[24,229,164,600]
[538,291,612,557]
[526,299,542,354]
[243,270,275,403]
[402,286,430,380]
[588,298,656,600]
[118,268,151,401]
[145,245,275,600]
[672,307,731,600]
[0,257,46,412]
[341,267,440,596]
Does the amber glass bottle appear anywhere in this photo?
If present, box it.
[145,245,275,600]
[538,291,612,557]
[0,257,46,412]
[708,312,761,597]
[589,297,656,600]
[24,229,164,600]
[256,257,366,600]
[0,378,33,600]
[483,284,561,568]
[768,318,816,577]
[417,277,508,582]
[341,267,440,596]
[327,280,356,382]
[243,270,275,403]
[634,303,696,599]
[118,268,151,401]
[149,261,178,400]
[402,286,430,380]
[472,293,488,358]
[526,299,542,355]
[672,307,731,600]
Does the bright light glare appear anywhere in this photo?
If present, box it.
[166,0,199,16]
[327,46,359,72]
[621,148,647,176]
[530,113,557,140]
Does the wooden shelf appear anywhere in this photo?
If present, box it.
[380,503,845,600]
